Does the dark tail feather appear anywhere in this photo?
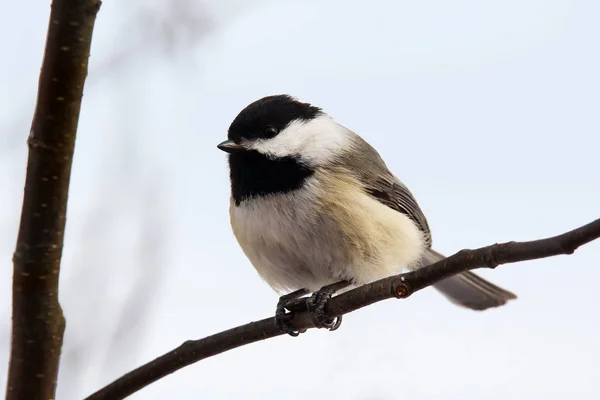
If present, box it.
[421,248,517,311]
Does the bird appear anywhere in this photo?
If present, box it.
[218,94,516,336]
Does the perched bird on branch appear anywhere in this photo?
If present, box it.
[218,94,516,336]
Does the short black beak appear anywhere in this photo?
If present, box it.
[217,140,246,153]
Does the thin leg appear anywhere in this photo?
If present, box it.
[275,288,309,337]
[306,280,351,331]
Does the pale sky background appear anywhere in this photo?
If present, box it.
[1,0,599,399]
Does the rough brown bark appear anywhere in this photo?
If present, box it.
[6,1,102,399]
[86,218,600,400]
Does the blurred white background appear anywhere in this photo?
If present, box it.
[1,0,599,399]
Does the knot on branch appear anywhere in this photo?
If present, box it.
[393,282,411,298]
[486,245,500,269]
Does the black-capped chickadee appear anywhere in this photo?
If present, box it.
[218,95,516,336]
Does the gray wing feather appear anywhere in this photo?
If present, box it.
[331,130,516,310]
[332,133,433,246]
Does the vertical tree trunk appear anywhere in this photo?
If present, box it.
[6,1,102,399]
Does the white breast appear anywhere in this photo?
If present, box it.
[230,173,426,294]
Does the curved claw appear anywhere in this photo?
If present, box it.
[312,314,343,331]
[275,313,300,337]
[275,288,309,337]
[306,282,349,331]
[328,315,343,331]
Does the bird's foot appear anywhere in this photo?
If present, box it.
[306,281,350,331]
[275,288,308,337]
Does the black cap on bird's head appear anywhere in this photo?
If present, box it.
[217,95,322,153]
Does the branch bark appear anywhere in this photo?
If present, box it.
[6,1,101,399]
[86,218,600,400]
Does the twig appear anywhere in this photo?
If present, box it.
[86,218,600,400]
[6,1,101,399]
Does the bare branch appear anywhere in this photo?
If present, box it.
[86,218,600,400]
[6,1,101,399]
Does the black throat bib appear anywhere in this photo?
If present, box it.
[228,151,314,205]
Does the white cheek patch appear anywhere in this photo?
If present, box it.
[246,114,350,165]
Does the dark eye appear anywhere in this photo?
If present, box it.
[263,125,279,138]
